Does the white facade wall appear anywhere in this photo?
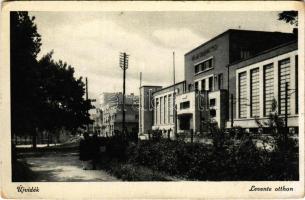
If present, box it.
[235,50,298,127]
[152,91,175,130]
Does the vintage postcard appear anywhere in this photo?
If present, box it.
[0,1,304,199]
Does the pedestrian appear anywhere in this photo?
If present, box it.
[91,133,100,170]
[79,132,91,170]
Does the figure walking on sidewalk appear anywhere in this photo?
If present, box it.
[79,132,92,170]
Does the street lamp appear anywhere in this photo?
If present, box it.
[120,52,129,135]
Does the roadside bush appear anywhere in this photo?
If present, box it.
[102,114,298,181]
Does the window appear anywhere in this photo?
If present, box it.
[148,89,153,111]
[263,64,274,116]
[160,97,163,124]
[180,101,190,110]
[210,109,216,118]
[155,98,159,124]
[218,73,223,89]
[209,77,213,91]
[194,58,213,74]
[295,55,298,114]
[164,96,167,124]
[168,94,173,123]
[195,82,199,91]
[195,65,200,73]
[201,79,206,91]
[210,98,216,107]
[214,76,218,90]
[278,58,290,115]
[188,84,192,92]
[239,72,247,118]
[250,68,260,117]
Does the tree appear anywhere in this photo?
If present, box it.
[37,52,93,135]
[11,12,42,148]
[11,12,93,149]
[278,11,298,26]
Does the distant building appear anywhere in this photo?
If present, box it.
[99,92,139,137]
[139,29,298,138]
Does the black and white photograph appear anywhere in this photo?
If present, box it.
[1,1,304,199]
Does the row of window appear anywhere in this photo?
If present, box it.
[238,55,298,118]
[194,58,213,74]
[192,73,224,92]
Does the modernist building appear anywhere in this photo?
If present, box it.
[99,92,139,137]
[139,29,298,137]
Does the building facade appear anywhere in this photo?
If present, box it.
[229,41,298,131]
[99,92,139,136]
[139,29,298,138]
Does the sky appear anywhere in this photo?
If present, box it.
[29,11,293,100]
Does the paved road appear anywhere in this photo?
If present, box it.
[20,152,119,182]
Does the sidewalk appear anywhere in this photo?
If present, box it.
[19,152,119,182]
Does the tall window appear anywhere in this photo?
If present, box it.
[160,97,163,124]
[148,89,153,111]
[201,79,206,91]
[263,64,274,116]
[168,94,173,123]
[209,77,213,92]
[218,73,223,89]
[164,96,167,124]
[250,68,260,117]
[279,58,290,115]
[239,72,247,118]
[195,65,199,73]
[295,55,298,114]
[195,82,199,91]
[155,98,159,125]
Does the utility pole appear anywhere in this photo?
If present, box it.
[120,52,129,135]
[139,72,142,135]
[173,51,177,139]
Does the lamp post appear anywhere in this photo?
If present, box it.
[120,52,129,135]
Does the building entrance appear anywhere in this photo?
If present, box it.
[178,114,192,130]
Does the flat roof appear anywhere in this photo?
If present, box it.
[139,85,163,89]
[184,29,293,56]
[152,80,186,95]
